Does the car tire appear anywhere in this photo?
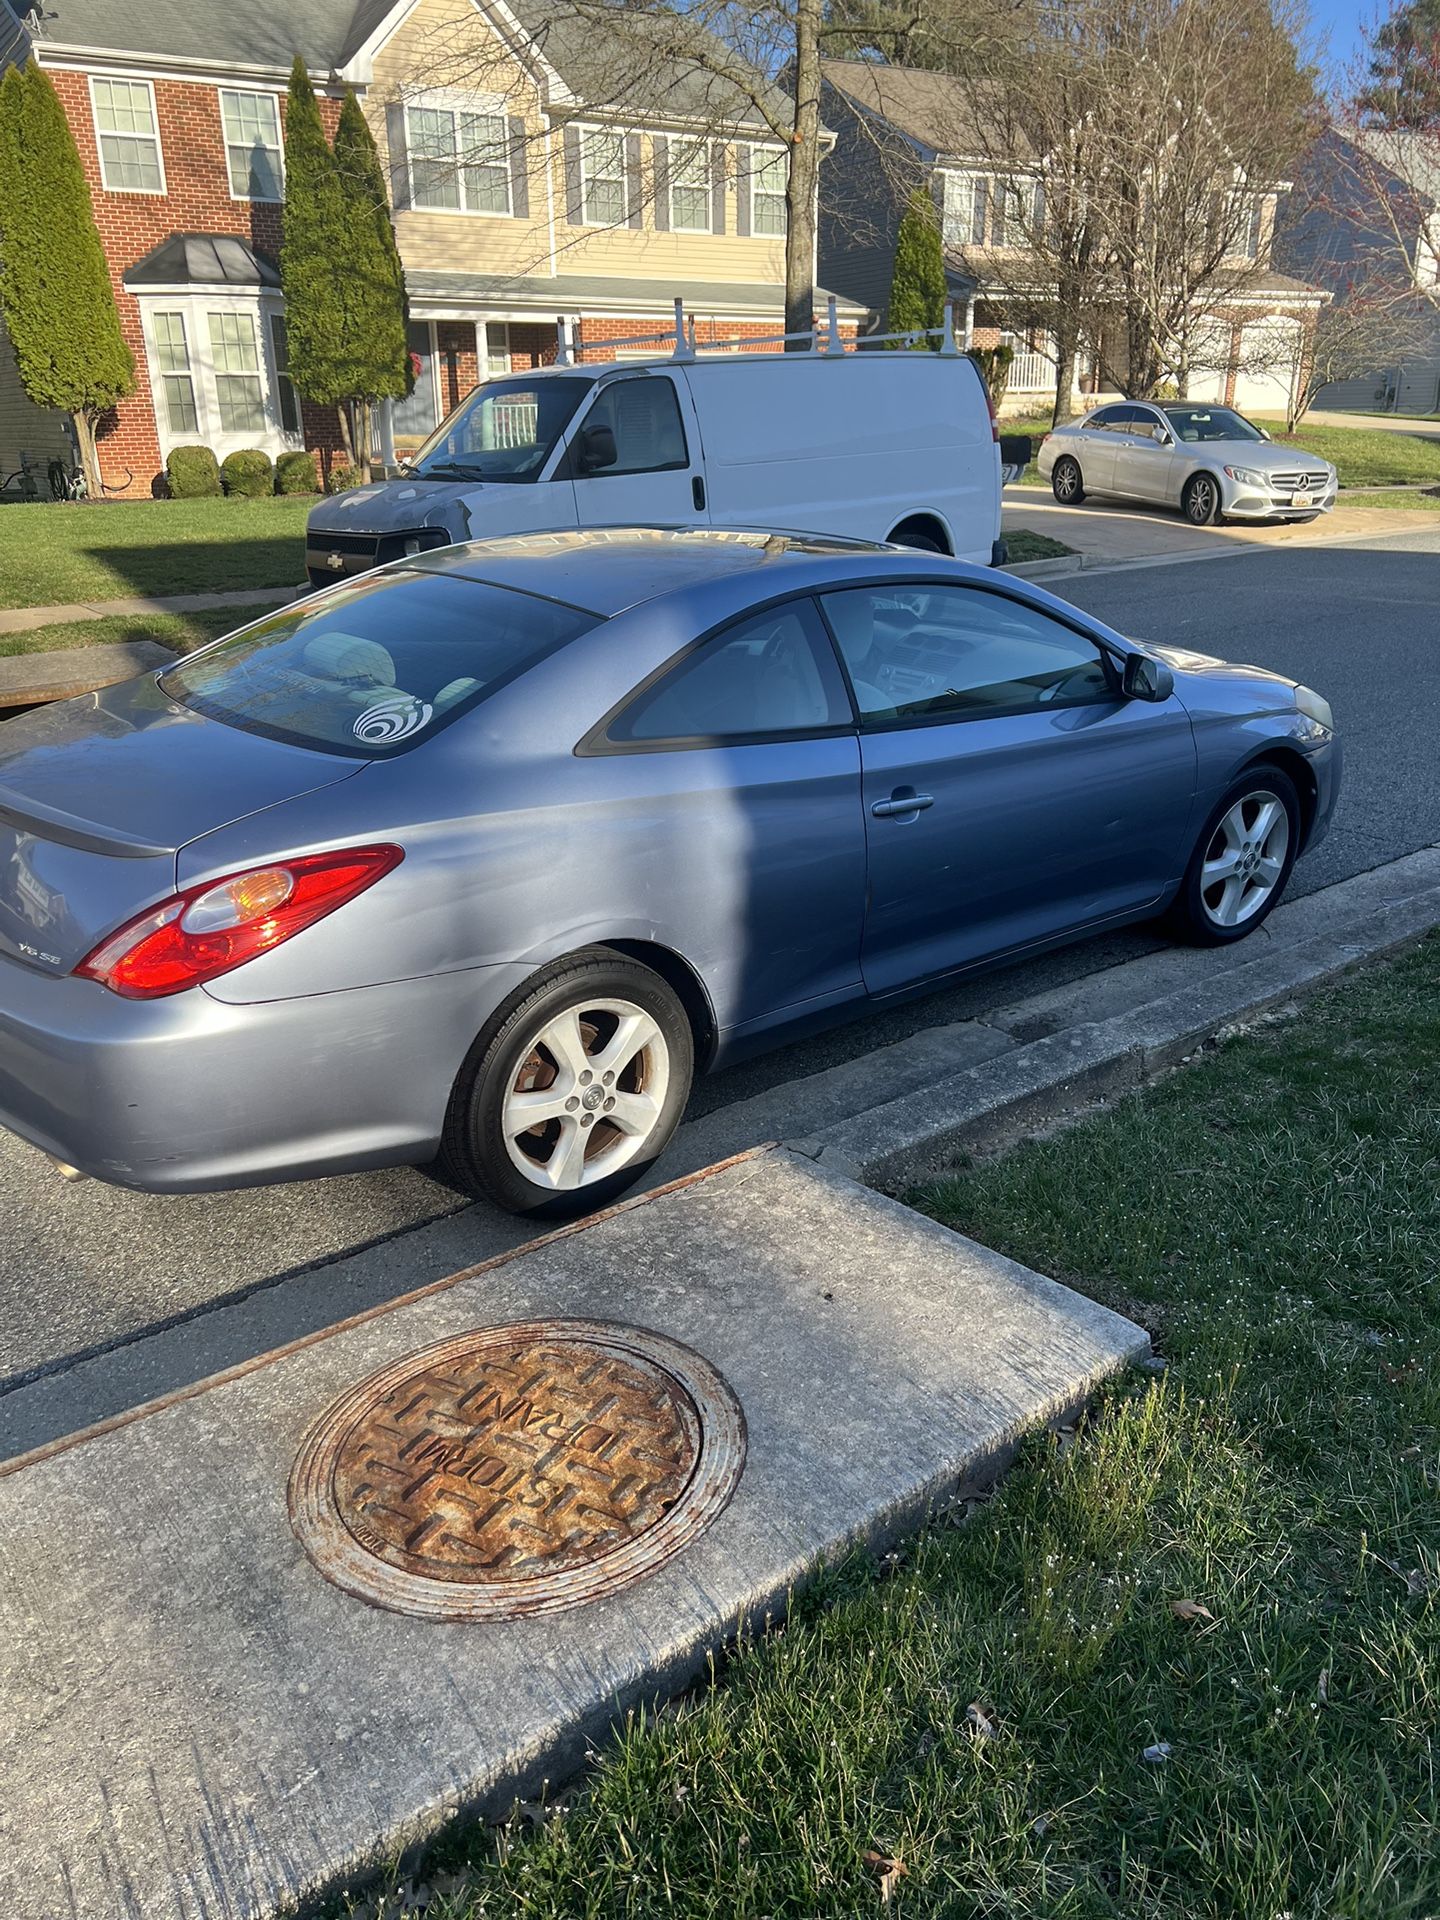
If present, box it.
[438,951,694,1219]
[1167,766,1301,947]
[1051,457,1085,504]
[1182,472,1222,525]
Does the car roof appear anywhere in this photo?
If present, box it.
[405,527,903,618]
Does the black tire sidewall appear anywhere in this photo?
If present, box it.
[1053,458,1083,503]
[444,955,694,1217]
[1174,767,1301,946]
[1184,473,1220,525]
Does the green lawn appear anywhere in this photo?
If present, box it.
[0,497,312,608]
[1004,528,1076,562]
[335,940,1440,1920]
[0,607,247,660]
[1338,489,1440,512]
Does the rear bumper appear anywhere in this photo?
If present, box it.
[0,957,530,1191]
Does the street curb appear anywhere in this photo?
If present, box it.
[800,876,1440,1188]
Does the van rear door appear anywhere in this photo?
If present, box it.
[565,371,709,528]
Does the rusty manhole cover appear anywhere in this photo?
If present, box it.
[289,1319,746,1620]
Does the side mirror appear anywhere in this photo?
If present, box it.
[1122,653,1174,702]
[577,423,618,473]
[1155,430,1172,447]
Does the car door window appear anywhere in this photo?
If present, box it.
[577,376,689,476]
[821,584,1117,725]
[604,601,851,746]
[1083,406,1128,433]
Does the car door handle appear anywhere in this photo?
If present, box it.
[872,791,934,818]
[691,474,706,511]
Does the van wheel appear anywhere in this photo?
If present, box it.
[1051,457,1084,504]
[438,951,693,1219]
[888,519,946,553]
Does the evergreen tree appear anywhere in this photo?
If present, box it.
[332,90,410,461]
[1358,0,1440,127]
[280,59,353,451]
[887,190,948,347]
[0,61,134,495]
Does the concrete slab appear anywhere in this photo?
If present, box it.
[0,639,174,708]
[0,587,296,638]
[0,1148,1145,1920]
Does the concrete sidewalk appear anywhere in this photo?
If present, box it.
[0,584,297,637]
[0,1146,1144,1920]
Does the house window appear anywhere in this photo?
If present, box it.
[582,129,627,225]
[670,140,711,232]
[208,312,266,434]
[946,171,1038,249]
[406,104,511,215]
[220,90,283,200]
[268,313,301,435]
[484,321,512,379]
[751,147,786,235]
[152,312,198,434]
[91,78,164,193]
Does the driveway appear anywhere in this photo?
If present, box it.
[1003,484,1439,565]
[4,528,1438,1442]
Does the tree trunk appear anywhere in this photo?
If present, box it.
[337,404,355,465]
[1051,304,1080,427]
[783,0,823,347]
[72,412,101,498]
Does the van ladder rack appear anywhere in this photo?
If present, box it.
[553,296,963,366]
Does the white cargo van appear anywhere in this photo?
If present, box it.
[304,301,1009,589]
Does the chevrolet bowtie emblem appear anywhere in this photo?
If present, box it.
[326,551,346,571]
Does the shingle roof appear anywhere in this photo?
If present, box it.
[23,0,789,123]
[24,0,379,69]
[820,57,992,159]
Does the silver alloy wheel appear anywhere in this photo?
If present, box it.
[1053,459,1080,501]
[1186,474,1217,523]
[1200,790,1290,928]
[502,997,671,1193]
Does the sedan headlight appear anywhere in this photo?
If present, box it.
[1223,465,1267,487]
[1294,685,1334,732]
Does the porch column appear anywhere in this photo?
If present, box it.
[964,294,975,349]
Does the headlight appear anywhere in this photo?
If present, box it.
[1295,685,1334,732]
[1223,465,1267,487]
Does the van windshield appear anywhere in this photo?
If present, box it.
[409,376,591,484]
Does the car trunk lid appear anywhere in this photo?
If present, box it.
[0,674,364,976]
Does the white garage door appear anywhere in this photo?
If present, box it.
[1232,318,1300,415]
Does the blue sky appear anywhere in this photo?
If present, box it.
[1306,0,1376,82]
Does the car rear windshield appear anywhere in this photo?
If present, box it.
[160,571,596,758]
[409,375,591,483]
[1161,406,1263,443]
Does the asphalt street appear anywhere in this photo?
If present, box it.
[3,527,1437,1425]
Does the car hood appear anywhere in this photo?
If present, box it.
[1178,438,1330,475]
[1150,643,1300,699]
[308,476,552,543]
[0,674,362,975]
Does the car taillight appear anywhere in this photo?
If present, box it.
[75,844,404,999]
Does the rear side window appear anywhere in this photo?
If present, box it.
[606,601,851,746]
[161,572,596,757]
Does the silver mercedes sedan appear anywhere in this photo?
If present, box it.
[1038,402,1336,526]
[0,529,1340,1217]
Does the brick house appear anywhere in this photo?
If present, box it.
[0,0,861,494]
[817,56,1326,417]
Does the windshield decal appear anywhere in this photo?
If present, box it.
[354,694,433,744]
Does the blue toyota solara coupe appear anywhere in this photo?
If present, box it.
[0,528,1339,1216]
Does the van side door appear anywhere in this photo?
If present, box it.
[563,372,710,528]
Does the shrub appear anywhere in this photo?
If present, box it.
[969,343,1015,407]
[165,444,221,498]
[274,449,319,494]
[326,461,364,494]
[220,448,275,498]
